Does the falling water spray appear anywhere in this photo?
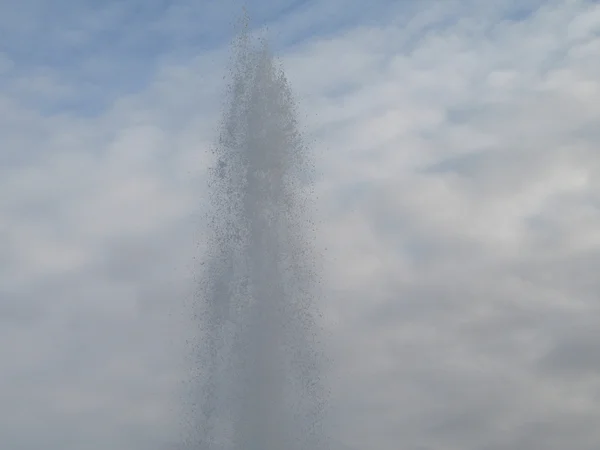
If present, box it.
[188,13,328,450]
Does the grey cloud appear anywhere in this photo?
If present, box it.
[0,291,47,325]
[538,324,600,378]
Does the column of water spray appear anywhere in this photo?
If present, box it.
[188,13,328,450]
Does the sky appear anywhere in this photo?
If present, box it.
[1,0,600,449]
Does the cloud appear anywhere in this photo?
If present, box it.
[1,0,600,449]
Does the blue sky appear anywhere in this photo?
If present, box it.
[0,0,549,115]
[0,0,406,115]
[2,0,600,449]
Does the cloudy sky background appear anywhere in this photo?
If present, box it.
[2,0,600,449]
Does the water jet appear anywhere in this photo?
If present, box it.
[188,13,328,450]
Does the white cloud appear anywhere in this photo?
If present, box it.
[1,0,600,449]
